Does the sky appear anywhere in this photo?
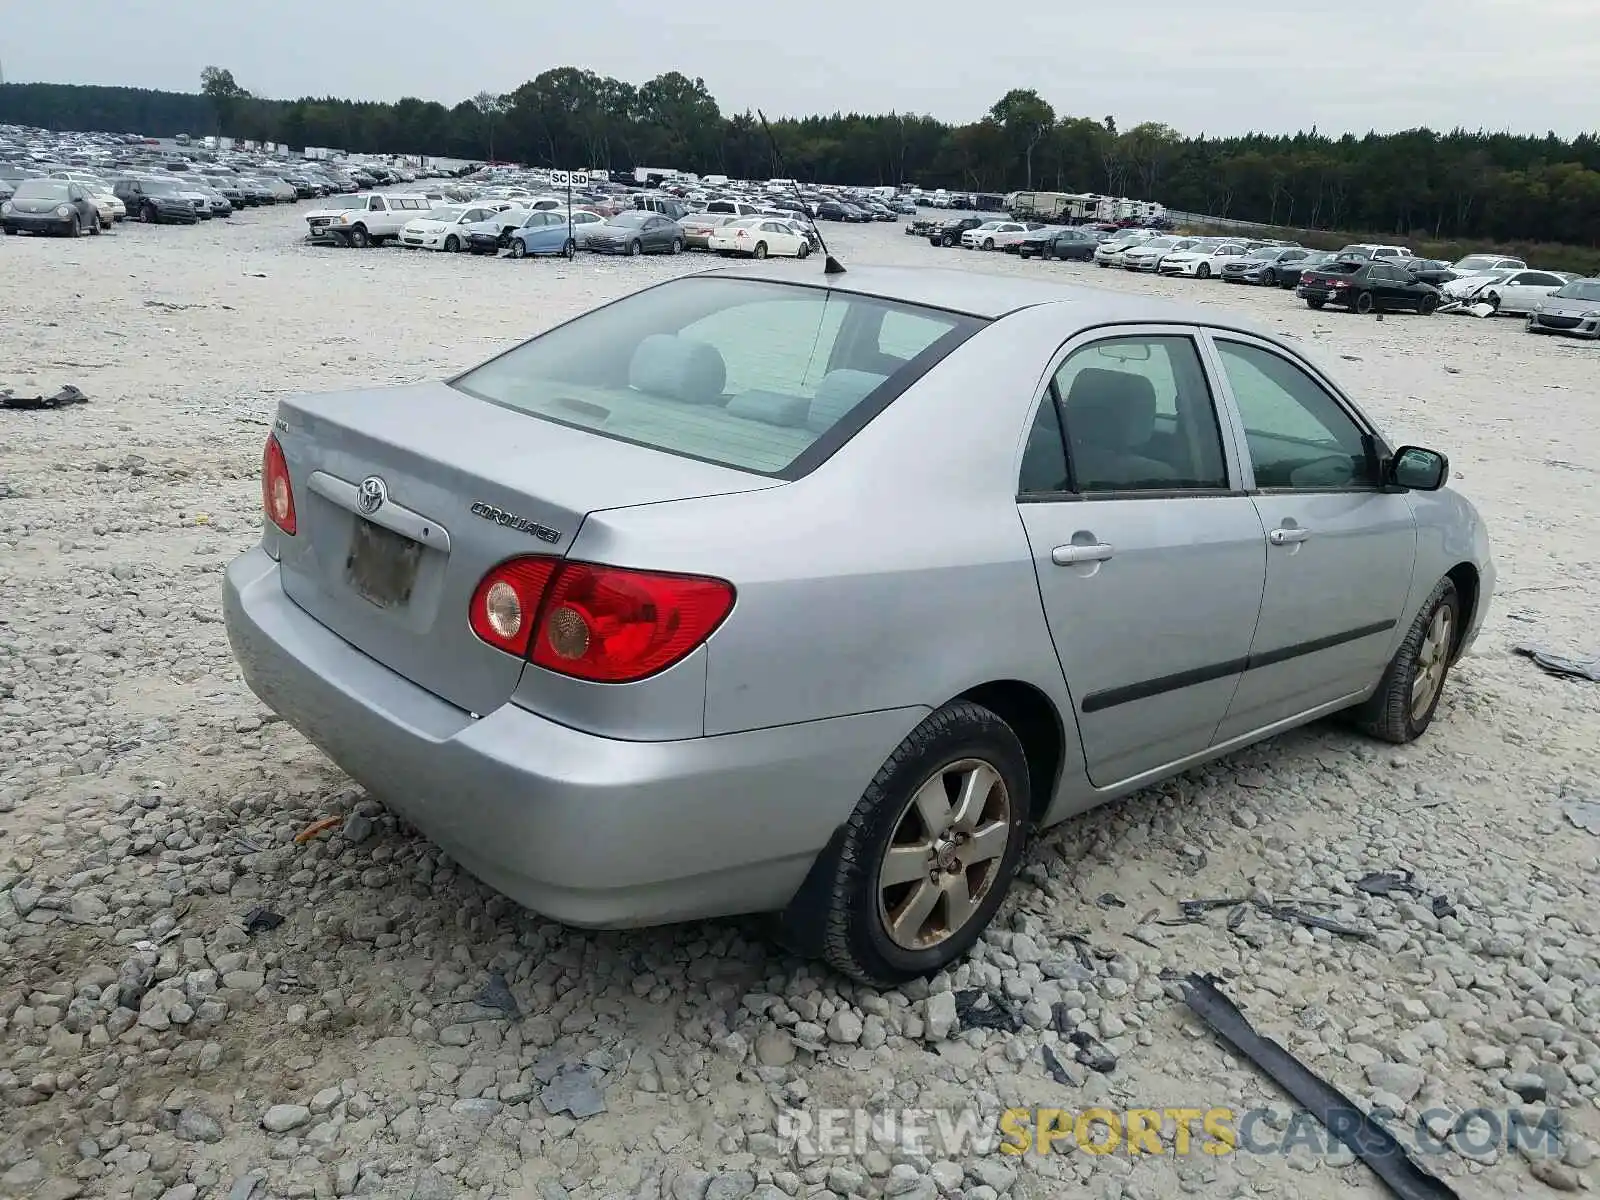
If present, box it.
[6,0,1598,139]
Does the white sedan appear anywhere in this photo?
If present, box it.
[1092,231,1156,267]
[1459,268,1572,314]
[707,217,812,259]
[961,220,1032,251]
[1120,236,1200,273]
[1158,239,1250,279]
[400,204,498,251]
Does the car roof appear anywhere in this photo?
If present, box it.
[693,263,1275,329]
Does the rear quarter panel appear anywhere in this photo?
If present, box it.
[573,305,1087,739]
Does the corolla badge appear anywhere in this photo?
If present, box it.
[357,476,388,516]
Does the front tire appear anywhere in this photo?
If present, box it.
[1350,577,1460,744]
[806,701,1031,985]
[348,226,370,249]
[67,214,81,237]
[507,238,527,259]
[1419,293,1438,315]
[1197,262,1211,279]
[982,238,995,251]
[443,234,460,253]
[1262,268,1278,286]
[940,234,956,247]
[628,239,642,256]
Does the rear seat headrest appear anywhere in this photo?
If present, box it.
[628,334,727,405]
[807,369,888,433]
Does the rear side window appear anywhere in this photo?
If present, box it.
[451,278,983,478]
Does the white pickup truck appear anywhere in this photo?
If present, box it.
[305,192,435,247]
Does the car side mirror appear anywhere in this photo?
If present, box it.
[1387,446,1449,491]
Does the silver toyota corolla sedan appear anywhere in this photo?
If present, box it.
[223,265,1494,984]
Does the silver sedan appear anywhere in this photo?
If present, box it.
[223,266,1494,984]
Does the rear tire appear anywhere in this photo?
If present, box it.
[798,701,1032,985]
[1354,290,1375,315]
[1306,297,1326,309]
[670,238,683,255]
[563,239,576,259]
[1349,577,1460,744]
[753,241,768,259]
[798,242,811,258]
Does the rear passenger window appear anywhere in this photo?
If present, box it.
[879,310,953,360]
[1048,335,1229,493]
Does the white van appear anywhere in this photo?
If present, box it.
[304,192,434,247]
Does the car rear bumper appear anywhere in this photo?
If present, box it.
[222,546,917,928]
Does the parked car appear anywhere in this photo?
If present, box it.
[223,265,1493,984]
[585,211,684,255]
[681,212,741,250]
[463,206,533,254]
[1391,258,1456,288]
[112,176,200,224]
[1298,259,1441,314]
[927,216,986,247]
[1120,236,1199,273]
[1451,253,1526,273]
[1270,250,1336,288]
[1158,240,1248,278]
[1093,230,1156,268]
[960,220,1039,251]
[307,193,434,247]
[1525,278,1600,339]
[1334,243,1411,262]
[502,210,581,258]
[1460,268,1572,315]
[401,204,501,251]
[1,178,101,236]
[707,216,812,259]
[1017,228,1098,261]
[1221,246,1311,285]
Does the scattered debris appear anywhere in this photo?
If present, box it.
[293,816,343,844]
[241,907,284,935]
[475,969,520,1017]
[1068,1030,1117,1074]
[540,1066,607,1118]
[1355,871,1421,897]
[1263,905,1375,940]
[1095,892,1125,909]
[1041,1044,1080,1087]
[953,988,1020,1032]
[2,384,88,410]
[1563,801,1600,835]
[1183,974,1461,1200]
[1514,644,1600,683]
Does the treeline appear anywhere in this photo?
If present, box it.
[4,72,1600,247]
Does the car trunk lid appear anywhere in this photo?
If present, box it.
[272,381,776,716]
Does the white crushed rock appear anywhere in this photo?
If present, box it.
[1,208,1597,1199]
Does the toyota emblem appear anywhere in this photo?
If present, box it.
[357,476,388,515]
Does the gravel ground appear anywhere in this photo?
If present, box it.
[2,207,1598,1200]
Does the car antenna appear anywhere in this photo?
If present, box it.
[758,109,844,276]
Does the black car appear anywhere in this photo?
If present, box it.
[1017,228,1098,261]
[111,176,200,224]
[1393,257,1457,287]
[1298,260,1441,314]
[927,216,985,247]
[1275,250,1337,288]
[2,178,101,236]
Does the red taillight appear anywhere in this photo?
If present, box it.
[262,433,297,535]
[469,556,560,657]
[469,557,735,682]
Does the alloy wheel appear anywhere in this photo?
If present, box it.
[876,758,1012,951]
[1410,606,1453,721]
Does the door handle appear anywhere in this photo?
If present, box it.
[1052,542,1114,565]
[1269,527,1311,546]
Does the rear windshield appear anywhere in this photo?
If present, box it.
[451,277,982,477]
